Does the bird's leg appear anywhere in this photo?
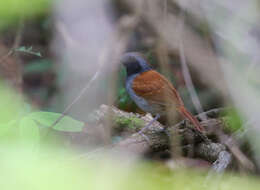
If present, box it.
[138,114,160,142]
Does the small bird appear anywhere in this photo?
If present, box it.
[121,52,205,133]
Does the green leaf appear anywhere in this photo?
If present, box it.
[17,46,26,51]
[27,112,84,132]
[15,46,42,57]
[35,52,42,57]
[23,59,52,74]
[27,46,33,51]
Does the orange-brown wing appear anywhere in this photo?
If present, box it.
[132,70,184,107]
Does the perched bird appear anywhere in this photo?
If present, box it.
[121,52,205,133]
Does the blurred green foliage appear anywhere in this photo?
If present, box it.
[116,65,136,110]
[115,116,145,129]
[222,109,244,132]
[0,81,84,146]
[1,145,260,190]
[0,0,51,29]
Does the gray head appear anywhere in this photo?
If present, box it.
[121,52,152,77]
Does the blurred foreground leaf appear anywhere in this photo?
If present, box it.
[0,83,23,124]
[0,82,24,142]
[0,0,50,29]
[1,146,260,190]
[19,116,40,144]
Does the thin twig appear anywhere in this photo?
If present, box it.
[212,151,232,172]
[48,58,103,129]
[0,50,14,64]
[170,107,229,143]
[178,13,207,120]
[217,130,255,172]
[13,20,24,49]
[0,19,23,64]
[48,19,107,131]
[48,14,138,132]
[173,107,227,128]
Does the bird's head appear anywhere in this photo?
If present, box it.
[121,52,152,76]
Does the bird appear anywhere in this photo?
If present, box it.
[121,52,205,133]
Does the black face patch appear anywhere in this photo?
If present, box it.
[121,52,152,77]
[125,60,142,76]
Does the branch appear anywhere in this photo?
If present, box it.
[89,104,232,172]
[178,13,207,120]
[0,20,23,64]
[89,104,168,153]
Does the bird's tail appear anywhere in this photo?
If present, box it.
[178,106,205,133]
